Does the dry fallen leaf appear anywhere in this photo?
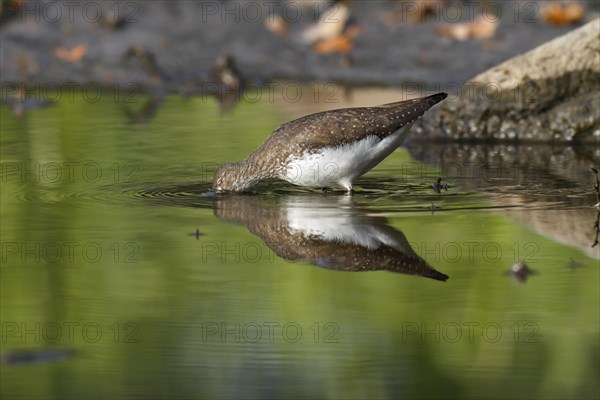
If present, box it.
[437,22,471,41]
[437,16,498,41]
[301,2,350,44]
[264,14,288,37]
[542,2,585,26]
[312,22,362,55]
[344,24,363,40]
[314,35,354,54]
[53,44,87,63]
[470,16,498,39]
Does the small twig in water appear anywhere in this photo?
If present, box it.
[188,228,202,240]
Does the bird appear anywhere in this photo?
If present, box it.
[212,92,448,193]
[432,177,448,193]
[123,45,169,85]
[508,261,536,283]
[210,55,244,112]
[213,195,449,281]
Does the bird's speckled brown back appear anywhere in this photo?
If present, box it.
[212,93,447,191]
[246,93,448,172]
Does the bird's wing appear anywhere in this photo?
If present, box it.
[255,93,447,158]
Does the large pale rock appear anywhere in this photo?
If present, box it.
[416,19,600,143]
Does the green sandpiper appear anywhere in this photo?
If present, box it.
[212,92,447,193]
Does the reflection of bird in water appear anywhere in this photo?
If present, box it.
[213,195,449,281]
[121,47,246,119]
[123,95,164,125]
[210,55,244,112]
[508,261,535,283]
[212,93,447,193]
[121,46,170,124]
[429,203,438,214]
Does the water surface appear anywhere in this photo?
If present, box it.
[1,93,599,400]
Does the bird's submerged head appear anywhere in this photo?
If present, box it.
[212,162,260,193]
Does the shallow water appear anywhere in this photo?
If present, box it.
[1,92,599,400]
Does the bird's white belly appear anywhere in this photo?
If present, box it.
[285,207,382,248]
[282,124,411,189]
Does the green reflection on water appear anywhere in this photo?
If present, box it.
[1,94,599,400]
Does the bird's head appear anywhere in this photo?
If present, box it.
[212,162,258,193]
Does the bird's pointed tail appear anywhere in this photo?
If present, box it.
[381,92,448,109]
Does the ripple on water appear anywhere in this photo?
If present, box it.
[130,178,500,214]
[133,182,217,209]
[1,184,131,208]
[6,174,588,214]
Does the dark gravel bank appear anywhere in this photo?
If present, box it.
[1,0,597,90]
